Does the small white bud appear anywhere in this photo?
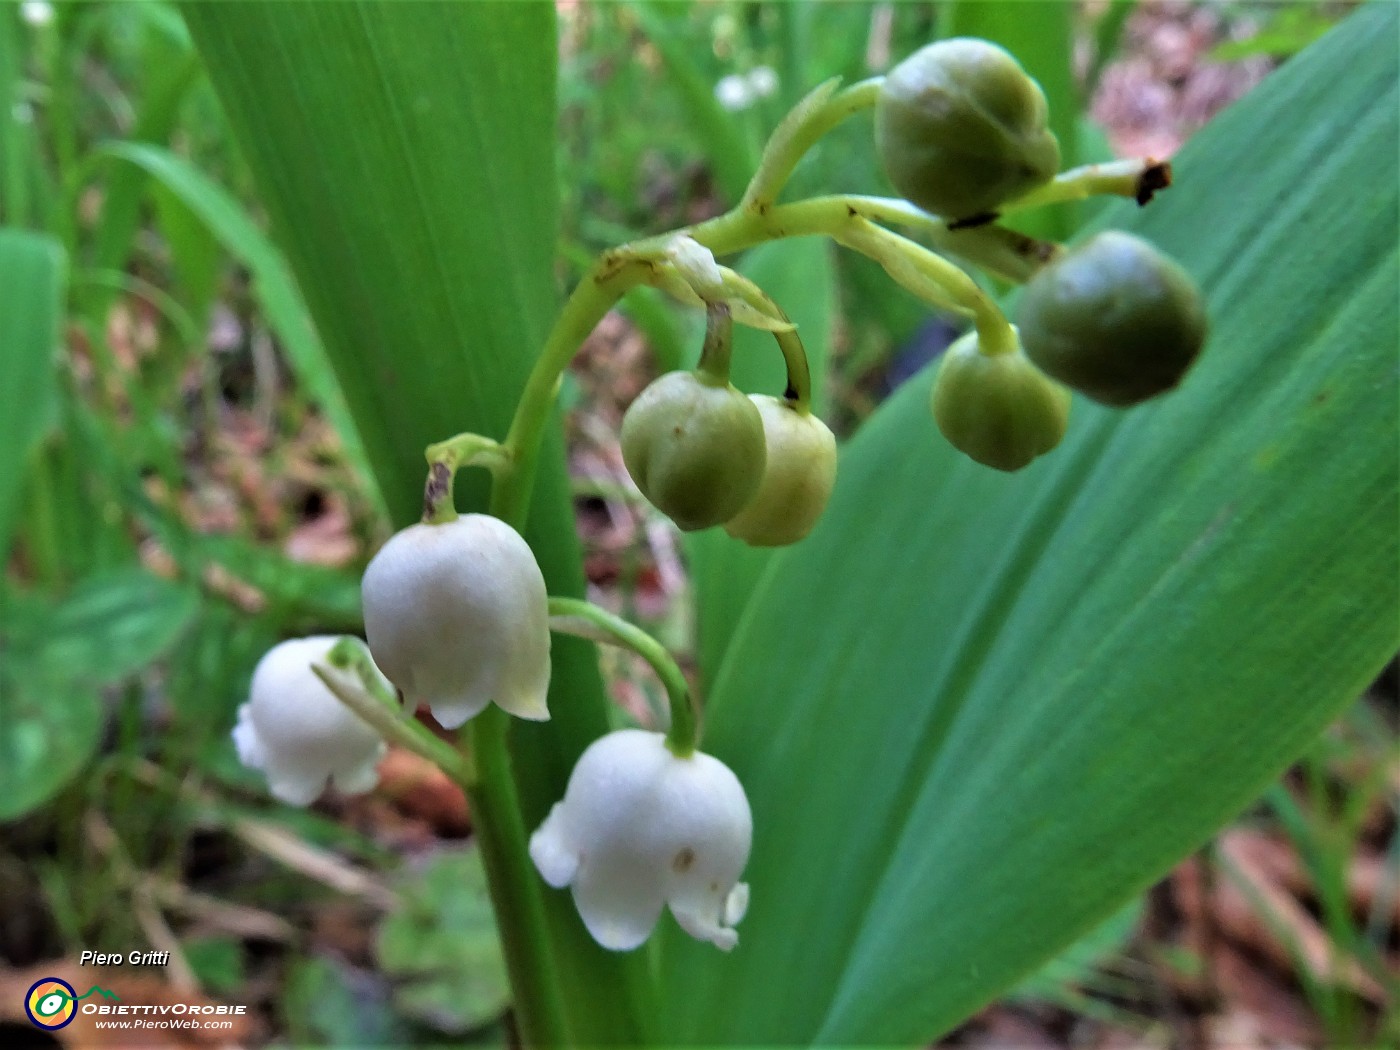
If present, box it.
[361,515,551,728]
[232,636,387,806]
[530,730,752,952]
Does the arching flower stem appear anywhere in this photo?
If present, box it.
[546,597,699,757]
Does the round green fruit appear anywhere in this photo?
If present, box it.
[621,371,766,531]
[724,397,837,548]
[876,37,1060,221]
[1018,231,1208,406]
[931,329,1071,472]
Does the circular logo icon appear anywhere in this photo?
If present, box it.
[25,977,77,1030]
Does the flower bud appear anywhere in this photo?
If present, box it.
[530,730,752,952]
[1018,231,1208,406]
[723,396,837,547]
[931,329,1071,471]
[232,636,387,806]
[361,515,551,728]
[876,38,1060,220]
[621,371,766,531]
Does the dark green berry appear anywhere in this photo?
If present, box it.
[1018,231,1208,406]
[931,330,1070,471]
[876,38,1060,221]
[621,371,766,531]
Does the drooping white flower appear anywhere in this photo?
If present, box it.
[746,65,779,100]
[20,2,54,27]
[232,636,387,806]
[714,72,753,111]
[530,730,752,952]
[361,515,551,728]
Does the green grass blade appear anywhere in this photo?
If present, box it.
[178,4,643,1042]
[658,8,1400,1043]
[635,3,755,205]
[0,227,64,559]
[95,140,381,516]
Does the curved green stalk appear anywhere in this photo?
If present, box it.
[547,597,698,757]
[741,77,883,211]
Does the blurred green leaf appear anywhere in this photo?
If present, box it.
[177,4,638,1041]
[5,568,198,684]
[685,236,836,689]
[0,227,64,559]
[284,954,409,1048]
[183,936,244,996]
[378,848,510,1035]
[634,3,755,205]
[1210,5,1337,62]
[0,670,100,822]
[1088,0,1137,91]
[658,8,1399,1044]
[0,569,196,820]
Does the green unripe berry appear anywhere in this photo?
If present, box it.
[1018,231,1208,406]
[621,371,766,531]
[876,38,1060,221]
[931,329,1071,472]
[724,397,838,548]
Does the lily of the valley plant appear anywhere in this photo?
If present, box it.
[236,35,1214,1046]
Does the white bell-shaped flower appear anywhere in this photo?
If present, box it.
[232,636,387,806]
[361,515,551,728]
[530,730,752,951]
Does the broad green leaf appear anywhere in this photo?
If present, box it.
[95,140,380,516]
[377,848,510,1034]
[659,8,1399,1044]
[178,5,641,1042]
[685,236,835,689]
[0,227,64,559]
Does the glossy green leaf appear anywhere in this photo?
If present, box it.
[685,236,835,689]
[0,227,64,559]
[177,5,638,1042]
[659,9,1399,1044]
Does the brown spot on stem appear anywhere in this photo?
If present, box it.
[948,211,998,230]
[422,461,452,519]
[673,848,696,873]
[1135,160,1173,206]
